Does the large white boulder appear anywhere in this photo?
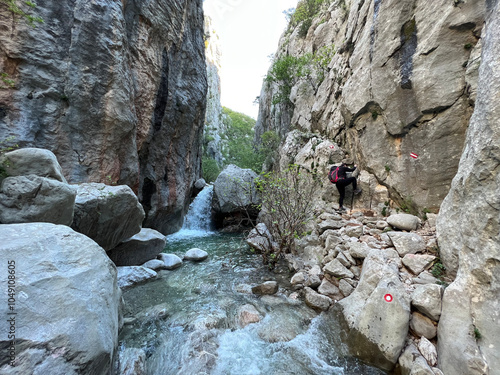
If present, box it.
[107,228,166,266]
[71,183,145,250]
[0,223,121,374]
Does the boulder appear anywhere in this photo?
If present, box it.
[194,178,207,190]
[339,279,355,297]
[71,183,145,250]
[252,281,279,295]
[117,266,157,290]
[0,175,76,225]
[246,223,277,252]
[0,223,121,374]
[418,337,438,367]
[410,356,435,375]
[141,259,168,271]
[339,249,410,371]
[212,164,260,213]
[410,312,437,340]
[318,279,344,301]
[398,343,421,375]
[411,284,443,321]
[346,241,371,259]
[158,253,183,270]
[388,232,426,256]
[387,214,421,231]
[119,348,146,375]
[323,259,354,279]
[107,228,166,266]
[304,287,332,311]
[238,304,262,327]
[402,254,436,275]
[0,148,67,182]
[184,248,208,262]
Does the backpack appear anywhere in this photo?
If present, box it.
[328,166,340,183]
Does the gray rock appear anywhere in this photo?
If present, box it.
[252,281,279,295]
[343,223,364,238]
[194,178,207,190]
[141,259,168,271]
[318,219,345,233]
[304,287,332,311]
[412,271,439,286]
[339,249,410,371]
[388,232,426,256]
[71,183,145,250]
[290,271,307,287]
[410,356,435,375]
[119,348,146,375]
[398,343,421,375]
[107,228,166,266]
[418,337,437,367]
[0,223,121,374]
[0,148,67,182]
[246,223,277,253]
[376,220,389,230]
[117,266,157,290]
[412,284,443,321]
[318,279,344,301]
[410,312,437,340]
[158,253,183,270]
[184,248,208,262]
[336,252,352,268]
[238,304,262,327]
[387,214,421,231]
[346,241,371,259]
[212,164,260,213]
[402,254,436,275]
[323,259,354,279]
[339,279,355,297]
[0,175,76,225]
[325,234,343,249]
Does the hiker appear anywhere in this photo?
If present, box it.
[329,162,362,211]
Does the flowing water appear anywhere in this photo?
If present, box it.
[118,186,387,375]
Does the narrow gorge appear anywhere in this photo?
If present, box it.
[0,0,498,374]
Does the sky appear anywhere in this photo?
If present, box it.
[204,0,298,119]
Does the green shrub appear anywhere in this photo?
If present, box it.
[289,0,329,38]
[0,0,43,27]
[202,157,221,183]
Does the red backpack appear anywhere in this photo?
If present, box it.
[328,166,340,183]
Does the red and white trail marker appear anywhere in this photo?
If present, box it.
[330,145,335,149]
[410,152,418,159]
[384,294,393,303]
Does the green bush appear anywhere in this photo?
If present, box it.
[201,157,221,183]
[0,0,43,27]
[289,0,329,38]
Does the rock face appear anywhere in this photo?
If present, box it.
[436,3,500,374]
[256,0,486,212]
[0,175,76,225]
[0,0,207,235]
[72,183,145,251]
[0,223,121,374]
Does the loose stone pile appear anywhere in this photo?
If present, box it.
[247,208,446,374]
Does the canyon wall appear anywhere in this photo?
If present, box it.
[256,0,486,212]
[0,0,207,234]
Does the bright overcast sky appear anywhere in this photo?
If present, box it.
[204,0,298,119]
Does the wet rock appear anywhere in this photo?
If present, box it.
[0,223,121,374]
[0,175,76,225]
[323,259,354,279]
[304,287,332,311]
[117,266,157,290]
[402,254,436,275]
[71,183,145,250]
[141,259,168,271]
[235,284,252,294]
[184,248,208,262]
[410,312,437,340]
[119,348,146,375]
[388,232,426,256]
[252,281,279,295]
[418,337,437,367]
[0,148,67,182]
[107,228,166,266]
[238,304,262,327]
[158,253,183,270]
[387,214,421,231]
[411,284,443,321]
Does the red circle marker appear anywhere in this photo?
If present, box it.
[330,145,335,149]
[384,294,393,303]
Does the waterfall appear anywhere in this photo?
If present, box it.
[168,185,214,240]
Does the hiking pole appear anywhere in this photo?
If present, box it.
[350,190,354,214]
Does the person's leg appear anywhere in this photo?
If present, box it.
[346,176,357,190]
[336,182,346,208]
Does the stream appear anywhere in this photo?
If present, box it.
[118,186,387,375]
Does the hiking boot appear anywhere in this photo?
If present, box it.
[354,188,362,195]
[338,206,347,212]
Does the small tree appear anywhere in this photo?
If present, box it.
[255,164,320,268]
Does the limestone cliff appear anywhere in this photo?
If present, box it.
[204,16,226,166]
[436,1,500,373]
[256,0,486,212]
[0,0,207,234]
